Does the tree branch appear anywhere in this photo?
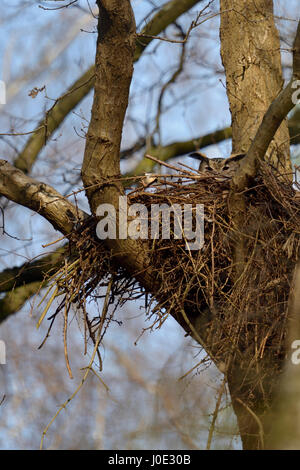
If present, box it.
[14,0,203,174]
[232,20,300,190]
[134,0,203,60]
[0,246,66,293]
[0,160,86,235]
[81,0,136,212]
[0,282,42,324]
[123,115,300,172]
[289,106,300,145]
[0,246,69,323]
[127,127,233,175]
[14,68,95,174]
[0,0,204,320]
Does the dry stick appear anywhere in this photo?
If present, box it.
[180,305,206,350]
[177,161,200,172]
[178,356,209,381]
[40,277,112,450]
[153,39,186,142]
[209,202,216,314]
[235,398,264,449]
[39,0,78,10]
[0,126,44,137]
[145,154,193,175]
[206,376,227,450]
[138,4,224,46]
[63,300,73,379]
[179,278,223,374]
[63,260,73,379]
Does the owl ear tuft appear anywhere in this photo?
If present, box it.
[228,153,247,162]
[189,151,208,162]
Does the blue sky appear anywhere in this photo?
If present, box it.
[0,0,299,449]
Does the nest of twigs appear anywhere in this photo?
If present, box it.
[37,160,300,395]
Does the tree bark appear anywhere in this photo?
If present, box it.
[81,0,159,293]
[0,160,86,235]
[220,0,291,174]
[2,0,299,450]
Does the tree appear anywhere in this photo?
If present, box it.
[1,0,300,450]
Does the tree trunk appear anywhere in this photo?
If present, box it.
[219,0,293,449]
[220,0,291,174]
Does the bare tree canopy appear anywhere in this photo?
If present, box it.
[1,0,300,451]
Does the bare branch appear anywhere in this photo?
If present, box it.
[0,160,86,235]
[128,127,233,175]
[0,246,66,293]
[14,69,95,173]
[232,20,300,190]
[135,0,204,60]
[0,282,42,324]
[14,0,204,174]
[122,116,300,169]
[39,0,78,10]
[81,0,136,213]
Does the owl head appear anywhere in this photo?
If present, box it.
[189,151,246,178]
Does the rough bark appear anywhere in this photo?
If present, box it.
[220,0,291,174]
[232,20,300,190]
[220,0,300,449]
[2,0,300,450]
[81,0,215,363]
[265,263,300,449]
[81,0,154,283]
[0,160,86,235]
[82,0,136,209]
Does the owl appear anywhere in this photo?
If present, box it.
[189,151,246,179]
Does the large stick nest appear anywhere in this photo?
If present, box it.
[39,162,300,393]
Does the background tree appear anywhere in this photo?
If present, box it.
[0,0,300,450]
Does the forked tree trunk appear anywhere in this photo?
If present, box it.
[220,0,291,174]
[220,0,292,449]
